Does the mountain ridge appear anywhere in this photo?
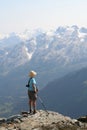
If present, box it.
[39,67,87,118]
[0,25,87,75]
[0,110,87,130]
[0,25,87,118]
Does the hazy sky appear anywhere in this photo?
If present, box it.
[0,0,87,33]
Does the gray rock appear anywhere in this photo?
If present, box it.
[0,118,6,124]
[6,114,22,123]
[0,110,87,130]
[77,116,87,123]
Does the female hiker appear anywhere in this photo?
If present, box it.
[26,70,38,114]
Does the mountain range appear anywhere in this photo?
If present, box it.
[0,25,87,117]
[0,25,87,77]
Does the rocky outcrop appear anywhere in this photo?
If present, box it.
[77,116,87,123]
[0,110,87,130]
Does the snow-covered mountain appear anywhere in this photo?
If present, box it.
[0,25,87,76]
[0,25,87,117]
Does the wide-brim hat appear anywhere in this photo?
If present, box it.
[29,70,37,77]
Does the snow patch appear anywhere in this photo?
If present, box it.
[80,38,85,42]
[24,46,33,60]
[66,27,74,32]
[78,31,86,38]
[5,52,8,55]
[45,44,49,49]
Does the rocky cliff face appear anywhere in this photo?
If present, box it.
[0,110,87,130]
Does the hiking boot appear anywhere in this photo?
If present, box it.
[29,109,32,114]
[33,110,37,114]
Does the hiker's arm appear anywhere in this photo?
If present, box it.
[32,83,37,92]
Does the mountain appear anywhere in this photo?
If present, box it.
[1,67,87,118]
[1,110,87,130]
[39,67,87,118]
[0,25,87,76]
[0,25,87,117]
[0,25,87,84]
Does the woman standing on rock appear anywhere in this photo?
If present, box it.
[26,70,38,114]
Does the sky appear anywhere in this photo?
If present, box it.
[0,0,87,33]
